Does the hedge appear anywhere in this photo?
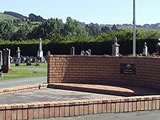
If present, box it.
[0,39,158,56]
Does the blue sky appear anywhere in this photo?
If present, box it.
[0,0,160,25]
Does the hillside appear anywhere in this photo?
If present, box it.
[4,11,27,19]
[0,12,17,22]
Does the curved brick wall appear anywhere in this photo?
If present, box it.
[48,55,160,89]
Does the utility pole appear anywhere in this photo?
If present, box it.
[133,0,136,56]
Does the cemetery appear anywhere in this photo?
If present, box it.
[0,37,160,120]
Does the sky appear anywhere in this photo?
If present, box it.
[0,0,160,25]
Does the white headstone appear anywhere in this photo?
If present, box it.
[15,47,21,66]
[37,38,43,58]
[143,42,148,56]
[112,37,120,56]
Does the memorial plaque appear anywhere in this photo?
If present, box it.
[120,63,136,75]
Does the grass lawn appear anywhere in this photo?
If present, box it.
[10,63,47,68]
[0,63,47,80]
[0,69,47,80]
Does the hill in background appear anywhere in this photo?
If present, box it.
[1,11,160,31]
[3,11,45,22]
[0,12,17,22]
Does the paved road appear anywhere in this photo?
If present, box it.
[42,110,160,120]
[0,76,47,88]
[0,88,121,104]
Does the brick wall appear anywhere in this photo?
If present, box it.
[48,55,160,89]
[1,96,160,120]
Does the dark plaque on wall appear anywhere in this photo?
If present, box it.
[120,64,136,75]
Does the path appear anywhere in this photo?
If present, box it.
[43,110,160,120]
[0,76,47,88]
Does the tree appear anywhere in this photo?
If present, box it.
[101,26,110,33]
[111,24,118,31]
[0,21,15,40]
[63,17,88,37]
[85,23,100,37]
[30,18,64,39]
[11,24,30,40]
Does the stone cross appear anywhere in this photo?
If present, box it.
[143,42,148,56]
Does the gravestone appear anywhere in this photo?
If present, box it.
[112,37,120,56]
[70,47,75,55]
[81,49,91,56]
[156,39,160,54]
[81,50,85,56]
[0,51,2,70]
[15,47,21,66]
[26,57,31,66]
[88,49,91,55]
[2,48,10,73]
[143,42,148,56]
[37,38,43,61]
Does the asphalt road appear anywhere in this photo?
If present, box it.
[42,110,160,120]
[0,76,47,88]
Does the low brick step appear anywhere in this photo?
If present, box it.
[48,83,135,96]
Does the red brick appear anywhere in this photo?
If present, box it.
[5,105,11,120]
[49,105,55,118]
[155,100,160,110]
[39,104,44,119]
[28,105,34,119]
[64,103,69,117]
[75,102,80,116]
[152,100,156,110]
[84,102,89,115]
[102,102,107,113]
[107,102,111,113]
[44,103,50,118]
[97,101,102,114]
[111,103,116,113]
[22,104,28,120]
[17,105,23,120]
[115,102,120,113]
[148,101,152,110]
[69,102,75,116]
[93,102,98,114]
[0,106,5,120]
[128,102,133,112]
[33,104,39,119]
[132,102,137,112]
[59,103,65,117]
[54,103,60,117]
[144,101,149,110]
[140,101,145,111]
[136,101,141,111]
[119,101,124,113]
[79,103,84,115]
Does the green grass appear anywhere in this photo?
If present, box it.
[0,12,17,22]
[10,63,47,68]
[0,69,47,80]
